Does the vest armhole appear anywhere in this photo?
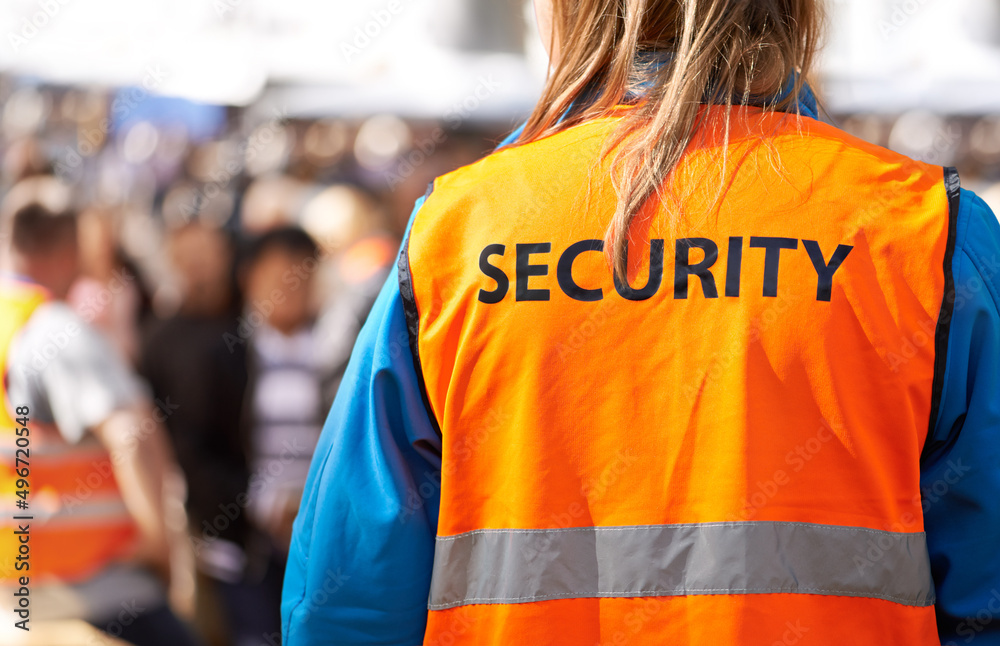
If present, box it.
[925,167,961,452]
[396,182,443,439]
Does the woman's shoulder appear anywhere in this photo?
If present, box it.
[774,111,943,176]
[430,118,617,198]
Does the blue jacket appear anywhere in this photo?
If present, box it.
[282,120,1000,644]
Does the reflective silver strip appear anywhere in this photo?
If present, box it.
[1,495,131,525]
[44,498,132,524]
[0,435,106,458]
[428,521,935,610]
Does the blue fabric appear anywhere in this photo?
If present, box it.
[771,74,819,119]
[924,189,1000,644]
[793,82,819,120]
[495,121,525,150]
[493,76,819,152]
[281,197,442,645]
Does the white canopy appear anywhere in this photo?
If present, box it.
[2,0,999,115]
[819,0,1000,114]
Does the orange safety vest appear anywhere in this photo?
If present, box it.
[0,279,138,583]
[403,107,953,644]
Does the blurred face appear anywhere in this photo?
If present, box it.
[53,239,80,296]
[167,225,233,317]
[77,209,116,279]
[36,237,79,299]
[244,247,314,335]
[8,226,80,299]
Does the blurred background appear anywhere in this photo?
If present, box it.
[0,0,998,644]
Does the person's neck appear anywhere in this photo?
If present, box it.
[8,258,67,299]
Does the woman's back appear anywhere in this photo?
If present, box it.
[404,105,945,644]
[282,2,1000,643]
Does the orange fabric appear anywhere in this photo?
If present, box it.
[23,448,124,498]
[425,595,940,646]
[406,108,949,643]
[0,281,137,582]
[341,235,397,285]
[21,522,138,582]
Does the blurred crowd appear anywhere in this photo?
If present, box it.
[835,110,1000,208]
[0,73,511,646]
[2,61,1000,646]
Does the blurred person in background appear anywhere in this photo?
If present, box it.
[138,220,265,646]
[183,225,331,645]
[240,176,311,235]
[0,177,200,646]
[1,137,50,191]
[239,226,327,558]
[302,184,398,403]
[68,206,150,366]
[284,1,1000,645]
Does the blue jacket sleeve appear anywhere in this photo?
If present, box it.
[281,198,441,645]
[923,189,1000,644]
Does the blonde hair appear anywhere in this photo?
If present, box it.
[521,0,825,278]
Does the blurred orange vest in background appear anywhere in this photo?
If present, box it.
[0,279,137,584]
[406,108,953,645]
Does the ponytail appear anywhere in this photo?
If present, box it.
[519,0,824,279]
